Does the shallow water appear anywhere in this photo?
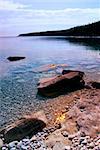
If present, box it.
[0,36,100,126]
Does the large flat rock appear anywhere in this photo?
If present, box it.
[37,70,85,97]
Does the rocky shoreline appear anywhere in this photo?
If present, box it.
[0,89,100,149]
[0,128,100,150]
[0,69,100,150]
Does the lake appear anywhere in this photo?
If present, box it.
[0,36,100,126]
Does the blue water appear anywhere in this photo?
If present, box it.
[0,36,100,126]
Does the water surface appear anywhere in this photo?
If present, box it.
[0,36,100,126]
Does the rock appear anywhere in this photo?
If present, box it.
[81,139,87,145]
[30,135,37,142]
[91,81,100,89]
[46,140,55,148]
[68,134,76,140]
[61,131,69,137]
[64,145,71,150]
[10,148,16,150]
[21,145,30,150]
[16,141,23,148]
[62,70,84,76]
[79,137,86,144]
[33,64,68,73]
[0,138,3,148]
[8,141,18,148]
[2,146,8,150]
[53,141,65,150]
[95,139,100,146]
[38,70,85,97]
[7,56,25,61]
[0,111,47,143]
[67,96,100,138]
[22,139,30,146]
[88,142,94,148]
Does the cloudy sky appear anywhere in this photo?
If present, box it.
[0,0,99,36]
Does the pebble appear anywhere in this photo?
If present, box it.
[64,145,71,150]
[53,142,65,150]
[79,137,86,144]
[61,131,69,137]
[30,135,37,142]
[8,141,18,148]
[68,134,76,140]
[1,125,100,150]
[10,148,16,150]
[2,148,7,150]
[0,139,3,148]
[89,142,94,148]
[81,139,87,145]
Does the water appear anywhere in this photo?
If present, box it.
[0,36,100,126]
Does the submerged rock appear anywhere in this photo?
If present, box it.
[33,64,68,73]
[7,56,25,61]
[37,70,85,97]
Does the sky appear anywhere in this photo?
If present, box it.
[0,0,100,36]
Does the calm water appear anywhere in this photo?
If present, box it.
[0,36,100,126]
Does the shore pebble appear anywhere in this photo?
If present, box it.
[1,125,100,150]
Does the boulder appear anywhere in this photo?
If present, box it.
[37,70,85,97]
[7,56,25,61]
[67,98,100,137]
[0,111,47,143]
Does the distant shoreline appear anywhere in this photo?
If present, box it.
[19,21,100,37]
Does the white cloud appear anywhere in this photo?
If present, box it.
[0,6,99,35]
[26,8,100,18]
[0,0,27,10]
[19,8,100,26]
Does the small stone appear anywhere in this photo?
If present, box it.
[53,142,65,150]
[79,137,86,144]
[95,140,100,146]
[46,140,55,148]
[22,138,30,146]
[73,142,79,146]
[0,134,3,139]
[68,134,76,140]
[89,142,94,148]
[37,132,42,137]
[73,137,78,142]
[62,131,69,137]
[94,146,100,150]
[10,148,16,150]
[81,139,87,145]
[64,145,71,150]
[16,141,23,148]
[8,141,18,148]
[2,146,8,150]
[0,138,3,148]
[21,145,30,150]
[85,136,90,139]
[30,135,37,142]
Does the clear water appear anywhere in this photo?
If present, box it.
[0,36,100,126]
